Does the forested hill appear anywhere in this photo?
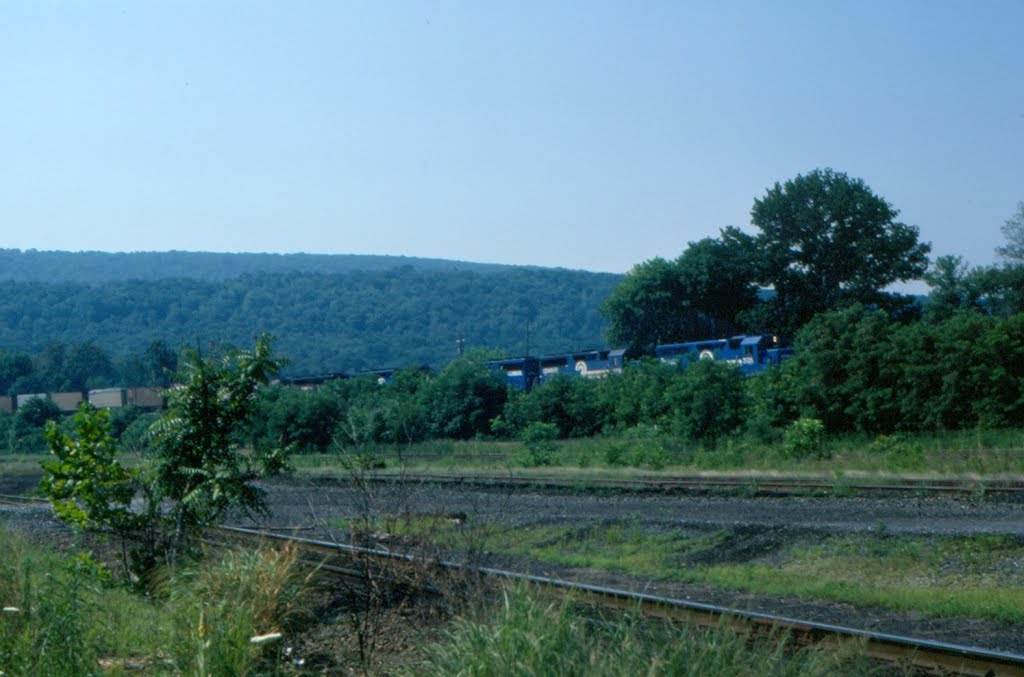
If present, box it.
[0,267,621,374]
[0,249,523,283]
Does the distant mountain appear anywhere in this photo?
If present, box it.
[0,249,525,283]
[0,252,622,373]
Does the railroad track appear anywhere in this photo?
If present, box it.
[0,493,49,506]
[6,491,1023,672]
[364,472,1024,497]
[210,524,1024,676]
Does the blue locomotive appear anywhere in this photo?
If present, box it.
[487,335,792,390]
[655,335,793,375]
[488,348,628,390]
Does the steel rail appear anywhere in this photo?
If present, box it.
[0,493,49,506]
[210,524,1024,676]
[363,472,1024,496]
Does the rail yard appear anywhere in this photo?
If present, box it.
[3,470,1024,674]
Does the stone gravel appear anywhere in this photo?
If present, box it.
[4,473,1024,656]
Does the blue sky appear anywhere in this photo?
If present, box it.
[2,1,1022,274]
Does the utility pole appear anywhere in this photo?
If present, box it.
[455,332,465,357]
[525,321,530,357]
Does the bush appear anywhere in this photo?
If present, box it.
[783,418,826,459]
[868,434,925,471]
[521,422,558,467]
[666,360,748,443]
[624,425,670,470]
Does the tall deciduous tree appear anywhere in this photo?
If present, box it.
[751,168,930,335]
[997,201,1024,262]
[601,257,689,353]
[601,230,759,353]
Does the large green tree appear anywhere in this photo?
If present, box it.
[751,168,930,335]
[601,229,759,352]
[601,257,688,353]
[997,201,1024,262]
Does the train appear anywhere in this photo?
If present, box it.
[487,334,793,390]
[0,335,794,412]
[0,386,165,415]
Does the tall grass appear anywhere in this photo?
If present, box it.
[0,531,102,676]
[405,585,877,677]
[0,524,315,676]
[290,425,1024,478]
[166,542,314,676]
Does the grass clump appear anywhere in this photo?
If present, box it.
[404,585,873,676]
[0,523,315,675]
[165,543,315,675]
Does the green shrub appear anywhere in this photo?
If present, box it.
[624,425,670,470]
[604,442,628,467]
[869,434,925,471]
[783,418,826,459]
[521,422,559,467]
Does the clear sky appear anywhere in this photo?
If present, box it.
[2,1,1022,274]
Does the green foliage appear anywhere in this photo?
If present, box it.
[777,307,1024,433]
[168,545,311,676]
[501,375,606,439]
[0,351,33,396]
[622,425,670,469]
[8,397,62,453]
[665,359,748,443]
[408,586,855,677]
[744,361,801,440]
[868,434,924,471]
[601,232,758,353]
[520,422,559,467]
[997,200,1024,262]
[151,334,289,557]
[117,411,162,454]
[0,265,619,375]
[598,358,679,430]
[253,384,344,453]
[783,418,826,459]
[424,356,507,440]
[40,404,141,536]
[751,168,930,335]
[0,567,96,676]
[0,526,313,677]
[923,255,984,321]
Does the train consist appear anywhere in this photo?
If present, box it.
[0,335,794,411]
[487,334,793,390]
[0,386,165,415]
[655,334,793,374]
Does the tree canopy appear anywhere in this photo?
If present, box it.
[751,168,930,335]
[997,201,1024,263]
[601,230,759,352]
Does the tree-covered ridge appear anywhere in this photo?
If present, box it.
[0,267,620,374]
[0,249,531,283]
